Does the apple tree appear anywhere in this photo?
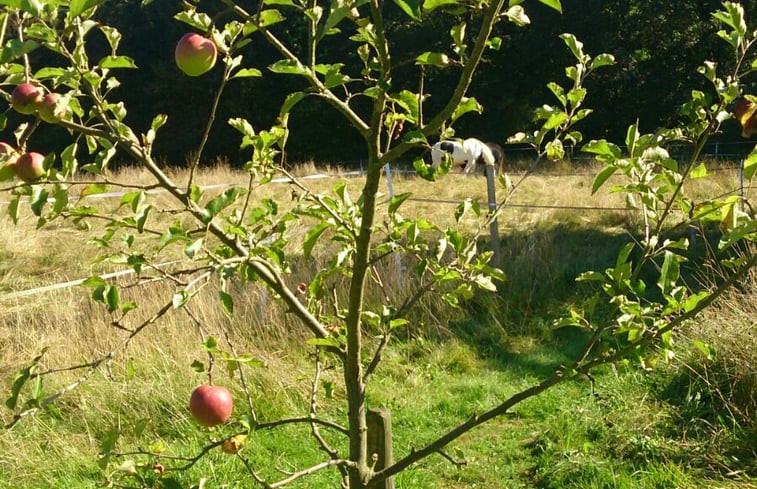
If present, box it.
[1,0,755,488]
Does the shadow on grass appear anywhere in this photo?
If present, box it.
[446,221,756,485]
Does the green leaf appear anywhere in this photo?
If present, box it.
[415,52,450,67]
[690,162,708,179]
[6,367,31,409]
[269,59,310,76]
[504,5,530,26]
[80,183,110,198]
[30,187,48,217]
[281,91,307,116]
[451,97,482,123]
[190,360,205,373]
[590,53,615,69]
[537,0,561,13]
[0,39,40,64]
[388,192,412,214]
[543,111,569,130]
[98,56,137,69]
[547,82,567,107]
[105,285,120,312]
[744,147,757,181]
[307,337,341,348]
[389,318,409,329]
[546,139,565,161]
[69,0,106,18]
[712,2,746,36]
[559,33,584,61]
[658,250,681,294]
[174,10,212,32]
[582,139,622,160]
[184,238,203,259]
[231,68,263,79]
[205,187,246,217]
[413,158,437,181]
[392,0,420,19]
[591,165,617,194]
[203,336,218,353]
[219,291,234,318]
[0,163,16,182]
[422,0,458,12]
[304,221,331,258]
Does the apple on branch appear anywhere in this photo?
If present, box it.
[38,93,70,123]
[175,33,218,77]
[14,152,46,183]
[189,384,233,426]
[11,83,44,115]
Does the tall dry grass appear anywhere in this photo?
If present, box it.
[0,161,750,397]
[0,160,753,487]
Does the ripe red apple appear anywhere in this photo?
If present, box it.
[189,385,233,426]
[175,33,217,77]
[733,98,757,138]
[11,83,44,115]
[14,152,46,182]
[38,93,69,123]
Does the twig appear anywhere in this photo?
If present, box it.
[5,299,174,429]
[363,331,390,384]
[309,351,342,460]
[268,459,357,488]
[224,329,257,422]
[256,416,349,436]
[436,448,467,468]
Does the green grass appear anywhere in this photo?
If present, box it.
[1,164,754,488]
[2,332,753,488]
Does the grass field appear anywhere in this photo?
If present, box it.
[0,162,754,488]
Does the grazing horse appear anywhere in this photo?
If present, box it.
[429,138,504,174]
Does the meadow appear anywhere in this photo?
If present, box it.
[0,160,754,488]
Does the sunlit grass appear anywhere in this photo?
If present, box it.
[0,161,753,488]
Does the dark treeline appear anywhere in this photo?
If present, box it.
[7,0,757,166]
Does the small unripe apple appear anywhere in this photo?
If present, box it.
[11,83,44,115]
[175,33,217,77]
[14,152,46,182]
[38,93,69,123]
[189,384,233,426]
[0,142,17,160]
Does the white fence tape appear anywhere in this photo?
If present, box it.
[0,260,181,302]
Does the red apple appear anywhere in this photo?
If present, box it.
[189,385,233,426]
[15,152,46,182]
[11,83,44,115]
[175,33,217,77]
[733,98,757,138]
[38,93,69,123]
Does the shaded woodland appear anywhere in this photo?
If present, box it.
[5,0,757,165]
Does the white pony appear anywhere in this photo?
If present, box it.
[430,138,503,174]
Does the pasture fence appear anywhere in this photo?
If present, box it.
[0,160,751,303]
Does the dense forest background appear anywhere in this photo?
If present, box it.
[5,0,757,167]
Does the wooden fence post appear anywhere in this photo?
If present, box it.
[367,408,395,489]
[484,165,502,269]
